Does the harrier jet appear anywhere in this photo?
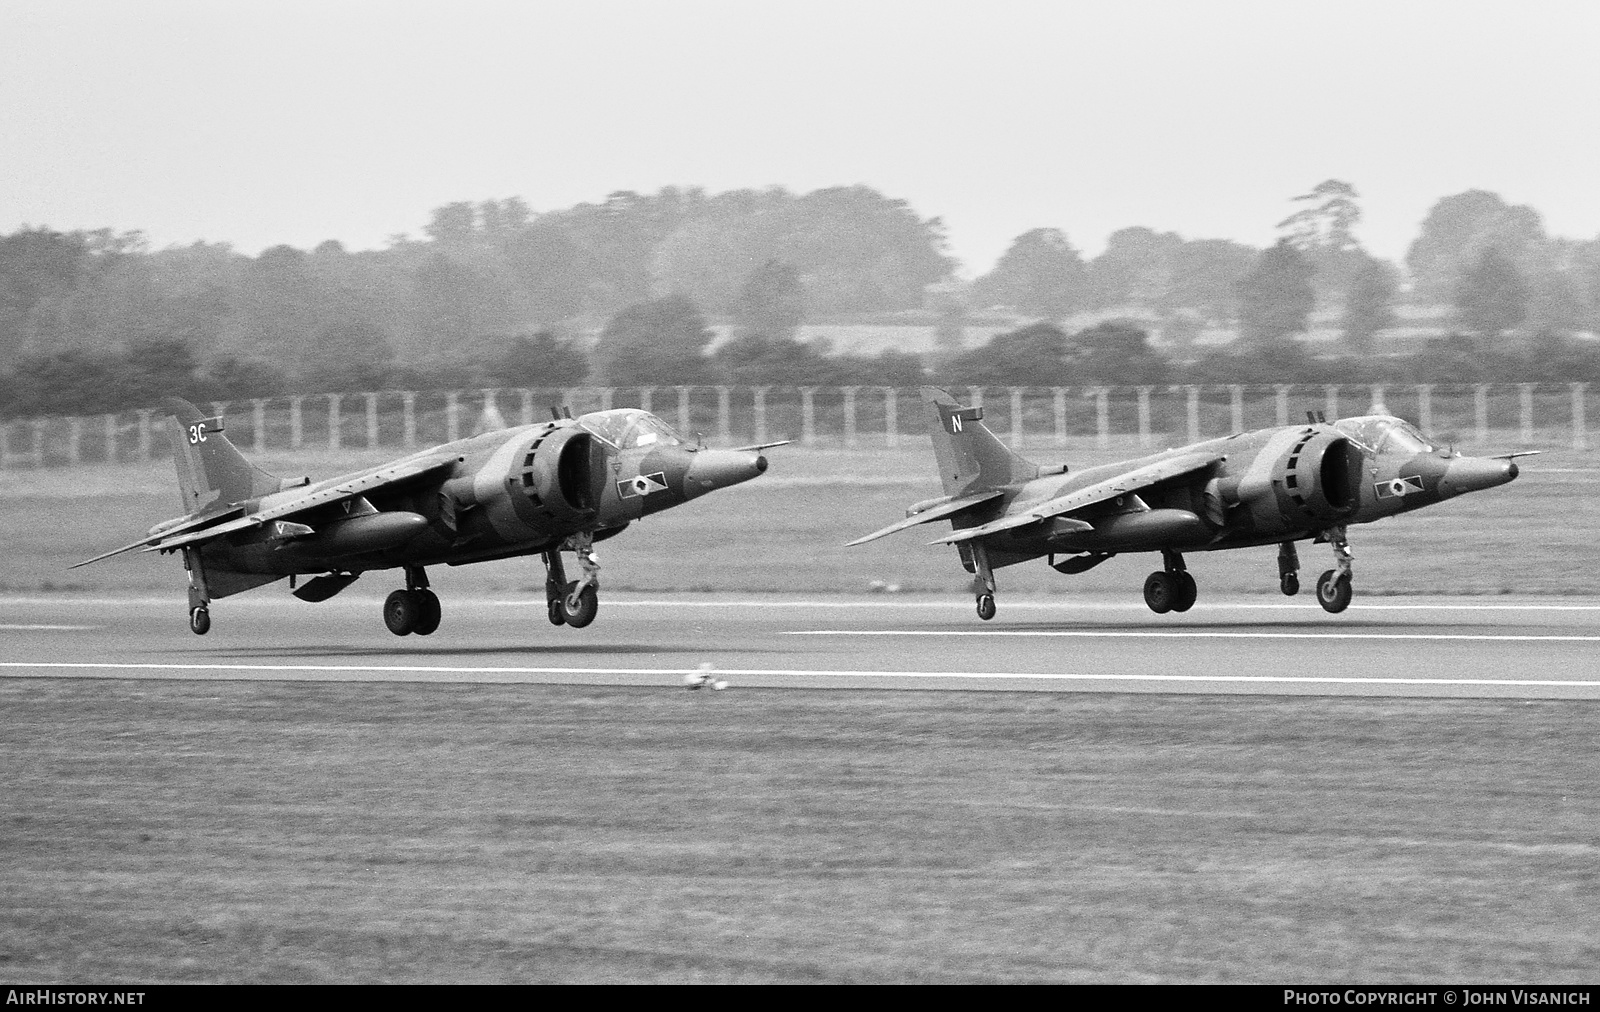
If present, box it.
[76,398,779,635]
[851,387,1531,619]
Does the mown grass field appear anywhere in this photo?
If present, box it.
[3,444,1597,598]
[2,680,1596,983]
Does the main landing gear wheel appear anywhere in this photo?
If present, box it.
[1143,571,1177,614]
[1170,571,1198,613]
[1281,573,1300,596]
[562,584,599,628]
[976,594,996,621]
[1316,569,1352,614]
[412,589,441,636]
[384,589,422,635]
[189,606,210,636]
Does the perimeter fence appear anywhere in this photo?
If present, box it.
[1,382,1589,469]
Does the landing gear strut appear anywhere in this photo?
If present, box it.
[971,544,997,621]
[1278,541,1301,596]
[183,547,211,636]
[1315,526,1354,614]
[383,566,441,636]
[543,535,601,629]
[1143,550,1197,614]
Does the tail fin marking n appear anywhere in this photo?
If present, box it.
[922,387,1041,496]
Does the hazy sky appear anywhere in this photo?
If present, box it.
[3,0,1597,275]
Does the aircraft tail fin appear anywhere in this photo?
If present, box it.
[163,397,285,514]
[922,387,1040,496]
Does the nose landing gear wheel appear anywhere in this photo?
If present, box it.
[1143,571,1176,614]
[1316,569,1352,613]
[384,589,421,635]
[976,594,996,621]
[189,607,210,636]
[561,584,599,628]
[547,599,566,626]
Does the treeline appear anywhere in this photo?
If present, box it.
[4,181,1600,419]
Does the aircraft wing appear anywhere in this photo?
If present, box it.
[929,451,1224,545]
[847,489,1006,546]
[73,453,460,566]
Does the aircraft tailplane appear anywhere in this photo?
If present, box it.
[922,387,1040,496]
[163,397,286,514]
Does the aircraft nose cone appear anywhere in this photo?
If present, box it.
[1439,456,1518,498]
[683,450,767,498]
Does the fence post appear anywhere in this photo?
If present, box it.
[1519,383,1535,444]
[1137,386,1152,447]
[1229,384,1244,433]
[1186,385,1200,442]
[1008,387,1025,449]
[478,388,505,433]
[520,388,534,427]
[327,393,341,450]
[716,386,732,444]
[1369,383,1386,414]
[252,399,267,454]
[800,387,817,446]
[32,419,46,465]
[104,413,118,463]
[1417,384,1433,434]
[289,396,304,450]
[1274,384,1291,427]
[1094,387,1110,449]
[1053,387,1068,447]
[1323,384,1339,422]
[968,386,984,412]
[137,409,153,460]
[752,386,770,445]
[67,416,82,465]
[365,393,379,447]
[445,391,460,443]
[601,387,615,412]
[1474,384,1490,444]
[638,386,654,416]
[0,422,9,468]
[884,387,899,448]
[675,386,691,436]
[402,392,417,448]
[1572,382,1588,451]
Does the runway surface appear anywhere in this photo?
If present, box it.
[4,591,1600,698]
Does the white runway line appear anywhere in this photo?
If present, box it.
[789,630,1600,642]
[2,661,1597,689]
[0,624,100,631]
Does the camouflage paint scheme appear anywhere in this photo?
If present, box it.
[851,388,1530,619]
[77,399,775,636]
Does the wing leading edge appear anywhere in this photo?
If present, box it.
[845,489,1005,546]
[72,452,461,567]
[929,451,1224,545]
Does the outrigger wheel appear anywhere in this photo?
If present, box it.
[189,606,210,636]
[976,594,996,621]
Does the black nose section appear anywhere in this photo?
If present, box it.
[683,450,768,499]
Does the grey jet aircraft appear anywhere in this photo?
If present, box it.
[851,387,1533,619]
[75,398,780,635]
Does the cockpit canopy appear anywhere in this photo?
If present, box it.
[1333,415,1435,455]
[579,409,685,450]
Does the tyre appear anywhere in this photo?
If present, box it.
[561,584,599,628]
[976,594,996,621]
[1281,572,1300,596]
[412,589,442,636]
[189,607,210,636]
[1143,571,1175,614]
[384,589,419,635]
[1316,569,1352,614]
[1171,571,1198,612]
[547,598,566,626]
